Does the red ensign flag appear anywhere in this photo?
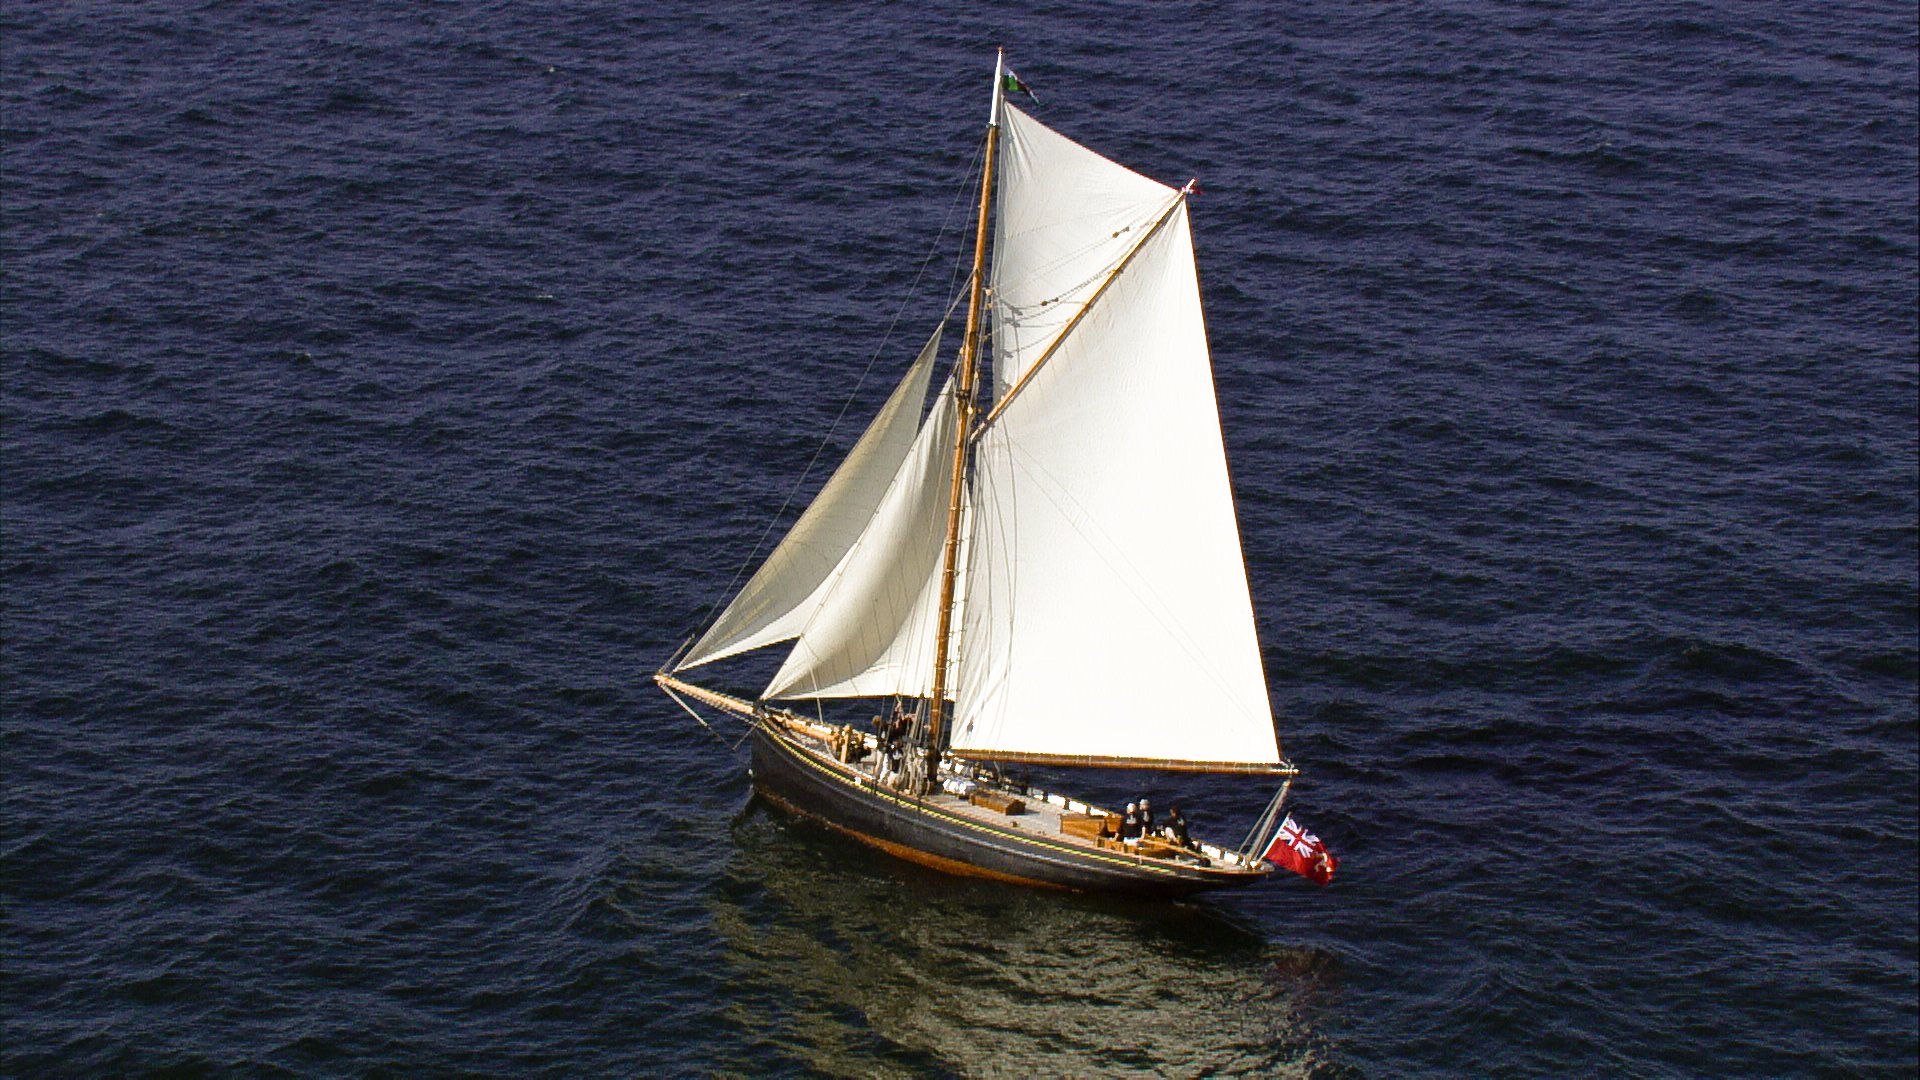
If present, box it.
[1262,814,1338,885]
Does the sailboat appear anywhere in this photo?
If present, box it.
[658,54,1308,898]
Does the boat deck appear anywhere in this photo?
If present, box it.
[777,715,1258,872]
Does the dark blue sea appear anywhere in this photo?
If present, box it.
[4,1,1915,1075]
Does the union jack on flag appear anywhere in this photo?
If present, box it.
[1262,813,1338,886]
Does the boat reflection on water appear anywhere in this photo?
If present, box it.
[705,800,1339,1077]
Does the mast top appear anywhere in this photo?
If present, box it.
[989,49,1005,128]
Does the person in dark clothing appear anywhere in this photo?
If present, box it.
[1164,804,1192,848]
[1121,802,1141,840]
[1138,798,1155,837]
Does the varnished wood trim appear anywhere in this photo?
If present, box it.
[929,99,1002,754]
[950,748,1297,775]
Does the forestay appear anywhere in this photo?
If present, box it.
[765,378,964,700]
[676,328,941,671]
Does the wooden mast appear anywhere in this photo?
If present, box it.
[926,52,1004,778]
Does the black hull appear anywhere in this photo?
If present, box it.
[748,723,1271,899]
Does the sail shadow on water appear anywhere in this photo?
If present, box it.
[702,802,1340,1078]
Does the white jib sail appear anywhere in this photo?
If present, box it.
[990,104,1179,401]
[676,328,941,671]
[765,377,961,700]
[953,199,1280,767]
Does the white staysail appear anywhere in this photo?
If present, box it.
[990,104,1177,400]
[765,378,962,700]
[953,126,1279,767]
[676,328,941,671]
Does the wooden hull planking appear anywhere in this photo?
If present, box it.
[747,722,1272,899]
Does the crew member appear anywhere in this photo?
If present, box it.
[886,703,912,750]
[1164,804,1192,849]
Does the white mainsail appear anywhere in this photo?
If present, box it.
[675,328,941,671]
[952,110,1279,768]
[765,378,962,700]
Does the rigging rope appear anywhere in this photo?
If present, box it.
[667,137,991,662]
[661,682,751,762]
